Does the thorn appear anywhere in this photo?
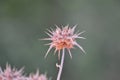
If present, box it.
[44,45,53,58]
[45,32,52,37]
[54,49,57,55]
[77,37,86,39]
[58,50,61,60]
[77,31,86,36]
[67,49,72,59]
[74,42,86,54]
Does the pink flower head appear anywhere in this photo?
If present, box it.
[28,70,48,80]
[0,64,26,80]
[43,25,86,58]
[0,64,49,80]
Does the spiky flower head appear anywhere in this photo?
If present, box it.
[0,64,26,80]
[28,70,48,80]
[0,64,49,80]
[43,25,86,58]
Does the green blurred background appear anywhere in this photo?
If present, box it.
[0,0,120,80]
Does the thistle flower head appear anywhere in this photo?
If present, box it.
[0,64,26,80]
[0,64,49,80]
[43,25,86,58]
[28,70,48,80]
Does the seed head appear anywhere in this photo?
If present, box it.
[43,25,86,58]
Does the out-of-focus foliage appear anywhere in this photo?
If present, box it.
[0,0,120,80]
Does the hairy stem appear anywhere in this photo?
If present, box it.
[57,48,65,80]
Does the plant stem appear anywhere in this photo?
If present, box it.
[57,48,65,80]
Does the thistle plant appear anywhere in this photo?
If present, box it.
[43,25,86,80]
[0,25,85,80]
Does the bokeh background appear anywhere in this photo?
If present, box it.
[0,0,120,80]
